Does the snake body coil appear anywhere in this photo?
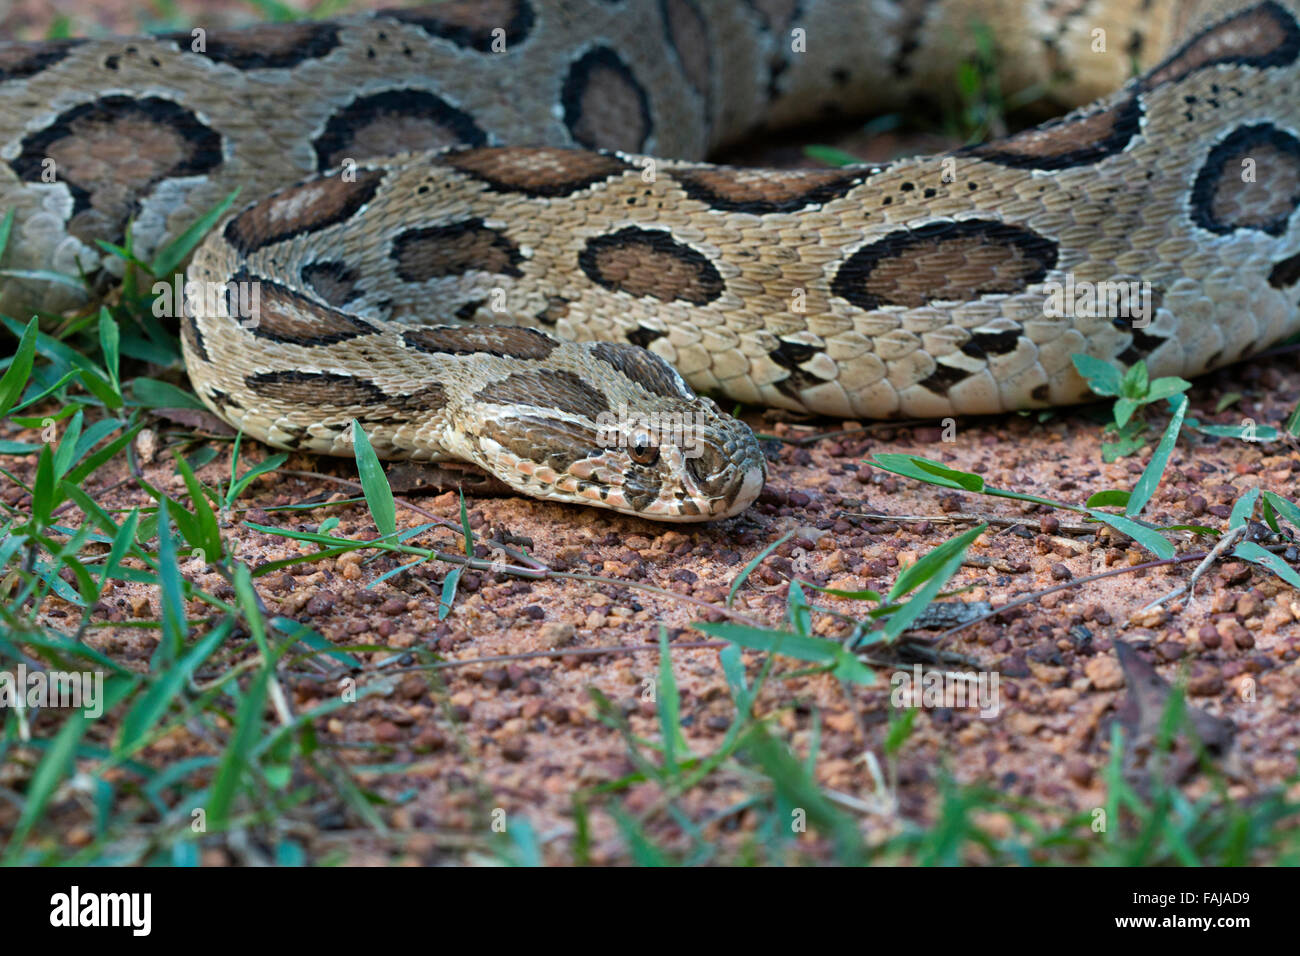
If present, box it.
[1,1,1298,518]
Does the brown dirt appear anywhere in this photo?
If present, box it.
[4,0,1300,865]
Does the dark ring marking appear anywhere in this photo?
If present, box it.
[231,268,379,346]
[1190,123,1300,236]
[245,370,447,421]
[0,38,85,82]
[917,361,973,397]
[626,326,667,348]
[9,95,222,245]
[391,219,525,282]
[182,312,210,363]
[474,368,611,420]
[163,22,339,69]
[832,220,1059,311]
[313,89,486,172]
[671,164,867,214]
[660,0,711,100]
[768,339,824,402]
[223,168,385,255]
[403,326,557,360]
[377,1,535,53]
[245,370,390,406]
[1143,1,1300,90]
[580,227,724,305]
[960,329,1023,358]
[561,46,653,152]
[444,146,632,197]
[301,260,362,307]
[588,341,694,399]
[968,96,1142,171]
[1270,251,1300,288]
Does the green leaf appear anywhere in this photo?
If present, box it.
[656,627,687,773]
[887,522,985,604]
[1127,394,1187,517]
[802,144,863,167]
[1085,489,1131,509]
[1145,377,1191,402]
[206,662,270,831]
[1086,511,1174,559]
[98,307,121,400]
[154,502,189,667]
[802,581,883,602]
[693,621,874,686]
[1229,487,1260,530]
[882,523,986,641]
[0,316,39,418]
[868,454,986,492]
[118,619,232,754]
[0,209,14,260]
[1114,397,1140,428]
[1234,541,1300,591]
[129,377,206,410]
[351,420,396,537]
[1262,491,1300,530]
[172,451,223,561]
[726,529,793,606]
[1071,353,1123,397]
[149,188,241,279]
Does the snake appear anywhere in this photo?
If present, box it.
[1,1,1297,521]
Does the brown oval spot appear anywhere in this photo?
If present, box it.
[1191,123,1300,236]
[223,168,385,255]
[233,271,378,346]
[588,342,693,398]
[672,164,866,213]
[301,260,361,307]
[561,46,652,151]
[832,220,1059,310]
[378,1,535,53]
[403,326,557,360]
[384,383,449,418]
[1144,1,1300,89]
[474,369,611,420]
[580,227,723,305]
[313,89,486,172]
[391,219,524,282]
[661,0,711,99]
[168,21,339,69]
[0,38,83,81]
[245,370,390,407]
[444,146,631,197]
[970,96,1142,171]
[10,96,221,246]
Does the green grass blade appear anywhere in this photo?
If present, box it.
[351,420,396,537]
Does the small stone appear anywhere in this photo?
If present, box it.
[1084,655,1125,691]
[539,621,575,648]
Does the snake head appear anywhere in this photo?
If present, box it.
[459,341,766,521]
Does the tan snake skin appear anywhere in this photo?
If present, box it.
[1,1,1298,519]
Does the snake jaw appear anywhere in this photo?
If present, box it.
[460,400,765,521]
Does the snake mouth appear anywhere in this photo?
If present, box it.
[464,407,766,521]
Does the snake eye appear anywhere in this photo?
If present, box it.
[629,438,659,466]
